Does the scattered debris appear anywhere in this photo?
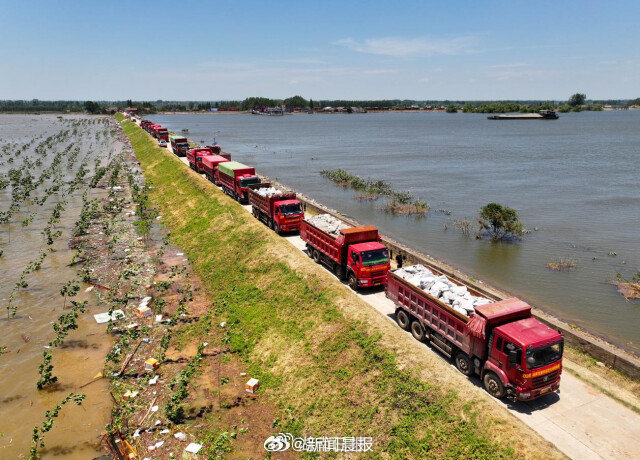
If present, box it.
[94,310,125,324]
[245,378,260,393]
[185,443,202,454]
[144,358,160,372]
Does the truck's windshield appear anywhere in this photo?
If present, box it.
[526,341,563,369]
[360,249,389,267]
[279,203,302,215]
[240,177,260,187]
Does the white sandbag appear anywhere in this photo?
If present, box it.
[474,297,492,306]
[451,285,468,296]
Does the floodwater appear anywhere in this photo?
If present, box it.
[150,111,640,353]
[0,114,121,458]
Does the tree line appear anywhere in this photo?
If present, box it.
[1,93,637,113]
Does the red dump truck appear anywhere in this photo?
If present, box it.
[216,161,261,203]
[300,218,390,289]
[156,127,169,141]
[140,120,152,131]
[201,154,231,182]
[169,135,189,157]
[187,148,217,172]
[386,270,563,401]
[247,183,304,233]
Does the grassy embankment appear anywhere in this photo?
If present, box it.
[118,115,557,458]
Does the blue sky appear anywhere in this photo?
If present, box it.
[1,0,639,100]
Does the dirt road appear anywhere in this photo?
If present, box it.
[152,125,640,460]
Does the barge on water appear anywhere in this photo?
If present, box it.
[488,110,559,120]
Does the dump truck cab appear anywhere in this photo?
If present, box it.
[488,318,563,401]
[476,300,563,401]
[272,199,303,232]
[346,241,390,288]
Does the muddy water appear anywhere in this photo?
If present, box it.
[0,114,121,458]
[150,111,640,354]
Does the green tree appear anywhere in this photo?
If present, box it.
[479,203,525,240]
[84,101,100,114]
[283,95,308,110]
[568,93,586,107]
[446,105,458,113]
[309,98,314,110]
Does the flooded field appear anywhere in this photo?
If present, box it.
[0,114,122,458]
[150,111,640,353]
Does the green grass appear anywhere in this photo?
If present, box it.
[120,118,528,458]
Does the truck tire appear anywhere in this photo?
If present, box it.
[306,244,313,258]
[348,273,358,291]
[454,352,473,376]
[313,249,321,263]
[334,265,345,280]
[410,320,425,341]
[396,310,411,330]
[483,372,506,398]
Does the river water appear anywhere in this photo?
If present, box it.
[149,111,640,353]
[0,114,121,458]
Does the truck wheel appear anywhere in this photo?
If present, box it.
[334,265,345,280]
[410,321,425,341]
[348,274,358,290]
[313,250,321,263]
[396,310,411,330]
[483,372,506,398]
[454,352,473,376]
[306,245,313,258]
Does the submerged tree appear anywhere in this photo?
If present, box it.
[478,203,525,241]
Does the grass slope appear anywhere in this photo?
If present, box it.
[120,118,554,459]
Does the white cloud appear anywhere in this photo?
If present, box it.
[332,36,478,57]
[419,77,429,83]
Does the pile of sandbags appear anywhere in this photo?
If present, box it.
[394,264,492,317]
[305,213,350,236]
[255,186,282,197]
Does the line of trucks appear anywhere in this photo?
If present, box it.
[133,116,564,402]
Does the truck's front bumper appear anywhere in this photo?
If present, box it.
[515,380,560,401]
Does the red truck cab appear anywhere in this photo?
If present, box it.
[247,183,304,233]
[301,219,390,289]
[156,127,169,141]
[486,313,563,401]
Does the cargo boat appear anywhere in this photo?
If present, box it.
[488,110,559,120]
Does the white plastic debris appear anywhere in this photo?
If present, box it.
[155,441,164,448]
[151,405,159,412]
[94,309,125,324]
[305,213,350,236]
[159,429,170,434]
[220,322,227,327]
[85,286,94,292]
[133,429,141,438]
[176,252,183,256]
[185,443,202,454]
[156,216,162,220]
[174,432,187,441]
[155,314,163,323]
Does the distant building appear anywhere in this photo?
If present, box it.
[125,107,138,114]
